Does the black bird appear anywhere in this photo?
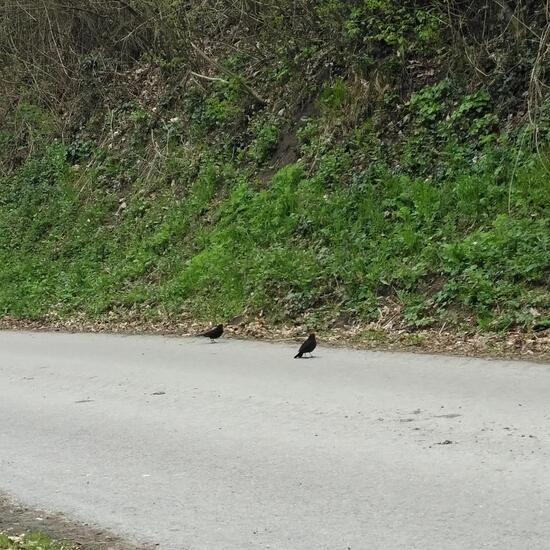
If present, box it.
[199,324,223,342]
[294,333,316,358]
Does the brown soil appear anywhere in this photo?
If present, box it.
[0,495,153,549]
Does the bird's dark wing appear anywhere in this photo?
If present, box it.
[299,336,312,353]
[201,325,223,338]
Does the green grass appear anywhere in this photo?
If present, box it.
[0,533,72,550]
[0,2,549,335]
[0,130,548,331]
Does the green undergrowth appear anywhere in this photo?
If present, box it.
[0,533,72,550]
[0,1,549,334]
[0,124,548,331]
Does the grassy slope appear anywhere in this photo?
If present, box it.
[0,1,549,338]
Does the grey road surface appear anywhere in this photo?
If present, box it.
[0,331,549,550]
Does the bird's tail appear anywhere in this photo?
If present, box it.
[294,352,302,359]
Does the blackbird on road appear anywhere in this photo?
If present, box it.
[199,324,224,342]
[294,333,316,358]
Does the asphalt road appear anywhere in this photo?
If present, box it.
[0,330,549,549]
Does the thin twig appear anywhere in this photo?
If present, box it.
[190,41,267,105]
[190,71,229,84]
